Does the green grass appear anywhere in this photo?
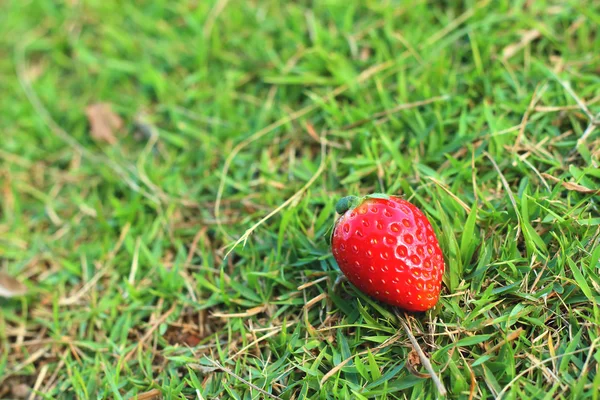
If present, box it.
[1,0,600,398]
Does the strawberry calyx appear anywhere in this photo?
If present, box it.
[335,196,360,214]
[335,193,391,214]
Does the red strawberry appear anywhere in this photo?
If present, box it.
[331,194,444,312]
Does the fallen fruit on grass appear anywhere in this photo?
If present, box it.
[331,194,444,312]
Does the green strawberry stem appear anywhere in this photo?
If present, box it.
[335,196,359,214]
[335,193,391,214]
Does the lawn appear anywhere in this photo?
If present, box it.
[1,0,600,399]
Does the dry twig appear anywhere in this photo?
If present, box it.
[398,313,447,397]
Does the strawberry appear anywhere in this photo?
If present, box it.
[331,194,444,312]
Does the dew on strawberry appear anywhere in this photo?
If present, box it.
[331,193,445,312]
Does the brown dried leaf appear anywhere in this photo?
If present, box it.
[406,349,430,378]
[359,47,371,61]
[408,349,421,367]
[180,332,202,347]
[85,103,124,144]
[561,181,600,194]
[0,272,27,298]
[541,173,600,194]
[164,326,203,347]
[11,384,30,399]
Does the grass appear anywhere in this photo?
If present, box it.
[1,0,600,398]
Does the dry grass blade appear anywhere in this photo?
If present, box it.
[497,337,600,399]
[124,303,177,362]
[544,69,599,147]
[203,358,283,400]
[203,0,230,39]
[484,328,524,355]
[535,93,600,112]
[214,60,395,237]
[485,152,521,239]
[578,122,598,147]
[525,353,562,385]
[467,362,476,400]
[136,389,162,400]
[59,264,108,306]
[561,182,600,195]
[297,276,329,290]
[29,364,48,400]
[335,95,450,131]
[0,272,27,298]
[398,314,447,397]
[0,346,50,384]
[502,29,541,60]
[514,83,547,149]
[541,173,600,195]
[224,140,327,258]
[215,106,317,240]
[225,321,296,362]
[320,352,362,386]
[211,305,266,319]
[424,0,489,47]
[320,333,401,386]
[428,177,471,213]
[303,293,328,310]
[519,156,551,192]
[556,79,595,121]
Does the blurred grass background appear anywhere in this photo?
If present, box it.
[1,0,600,398]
